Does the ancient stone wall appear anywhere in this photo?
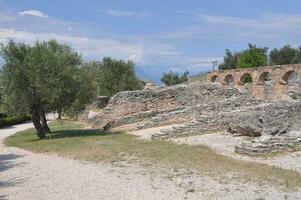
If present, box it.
[87,81,301,154]
[89,83,259,130]
[207,64,301,100]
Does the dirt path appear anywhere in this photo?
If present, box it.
[0,123,300,200]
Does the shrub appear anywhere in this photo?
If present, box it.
[0,115,31,128]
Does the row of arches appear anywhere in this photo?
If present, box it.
[210,70,300,86]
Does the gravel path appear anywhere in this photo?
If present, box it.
[1,123,301,200]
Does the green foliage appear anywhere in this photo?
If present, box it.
[81,58,142,97]
[0,41,31,116]
[161,71,189,86]
[0,40,82,115]
[42,40,82,116]
[0,115,31,128]
[66,62,100,117]
[218,49,240,70]
[241,74,253,84]
[0,40,144,128]
[99,57,143,96]
[237,44,268,68]
[65,58,143,116]
[219,44,268,70]
[219,44,301,70]
[0,40,82,138]
[269,45,301,65]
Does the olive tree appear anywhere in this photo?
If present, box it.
[0,40,81,139]
[65,62,100,117]
[96,58,143,96]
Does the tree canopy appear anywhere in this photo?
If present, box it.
[219,44,268,70]
[236,44,268,68]
[0,40,83,139]
[219,44,301,70]
[99,57,143,96]
[0,40,145,139]
[269,45,301,65]
[66,62,101,117]
[218,49,240,70]
[161,71,189,86]
[77,58,143,97]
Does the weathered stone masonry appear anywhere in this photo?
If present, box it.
[207,64,301,100]
[85,81,301,155]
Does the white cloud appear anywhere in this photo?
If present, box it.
[1,27,214,74]
[161,55,222,73]
[102,9,148,17]
[195,12,301,31]
[158,12,301,43]
[19,10,48,18]
[128,54,141,63]
[0,4,227,79]
[0,28,140,59]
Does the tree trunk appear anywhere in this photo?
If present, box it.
[40,108,50,133]
[31,108,46,139]
[57,109,62,120]
[30,91,46,139]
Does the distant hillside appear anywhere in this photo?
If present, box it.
[135,65,210,84]
[135,65,162,83]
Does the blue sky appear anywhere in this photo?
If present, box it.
[1,0,301,81]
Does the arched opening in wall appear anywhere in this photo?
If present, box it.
[283,71,301,95]
[259,72,272,84]
[210,75,220,83]
[224,74,234,85]
[240,73,253,94]
[240,73,253,84]
[259,72,273,100]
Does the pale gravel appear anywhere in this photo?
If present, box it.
[0,123,300,200]
[172,132,301,173]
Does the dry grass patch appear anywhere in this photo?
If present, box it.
[5,120,301,189]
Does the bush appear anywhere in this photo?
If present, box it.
[161,71,189,86]
[0,116,31,128]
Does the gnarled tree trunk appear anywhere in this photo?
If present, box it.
[40,108,50,133]
[57,109,62,120]
[30,92,47,139]
[31,106,46,139]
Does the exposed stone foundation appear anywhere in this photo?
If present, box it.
[235,133,301,156]
[85,82,301,155]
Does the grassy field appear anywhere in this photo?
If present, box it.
[5,120,301,189]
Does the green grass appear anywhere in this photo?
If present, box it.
[5,120,301,189]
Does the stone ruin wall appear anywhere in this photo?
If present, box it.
[89,83,261,131]
[84,65,301,156]
[207,64,301,100]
